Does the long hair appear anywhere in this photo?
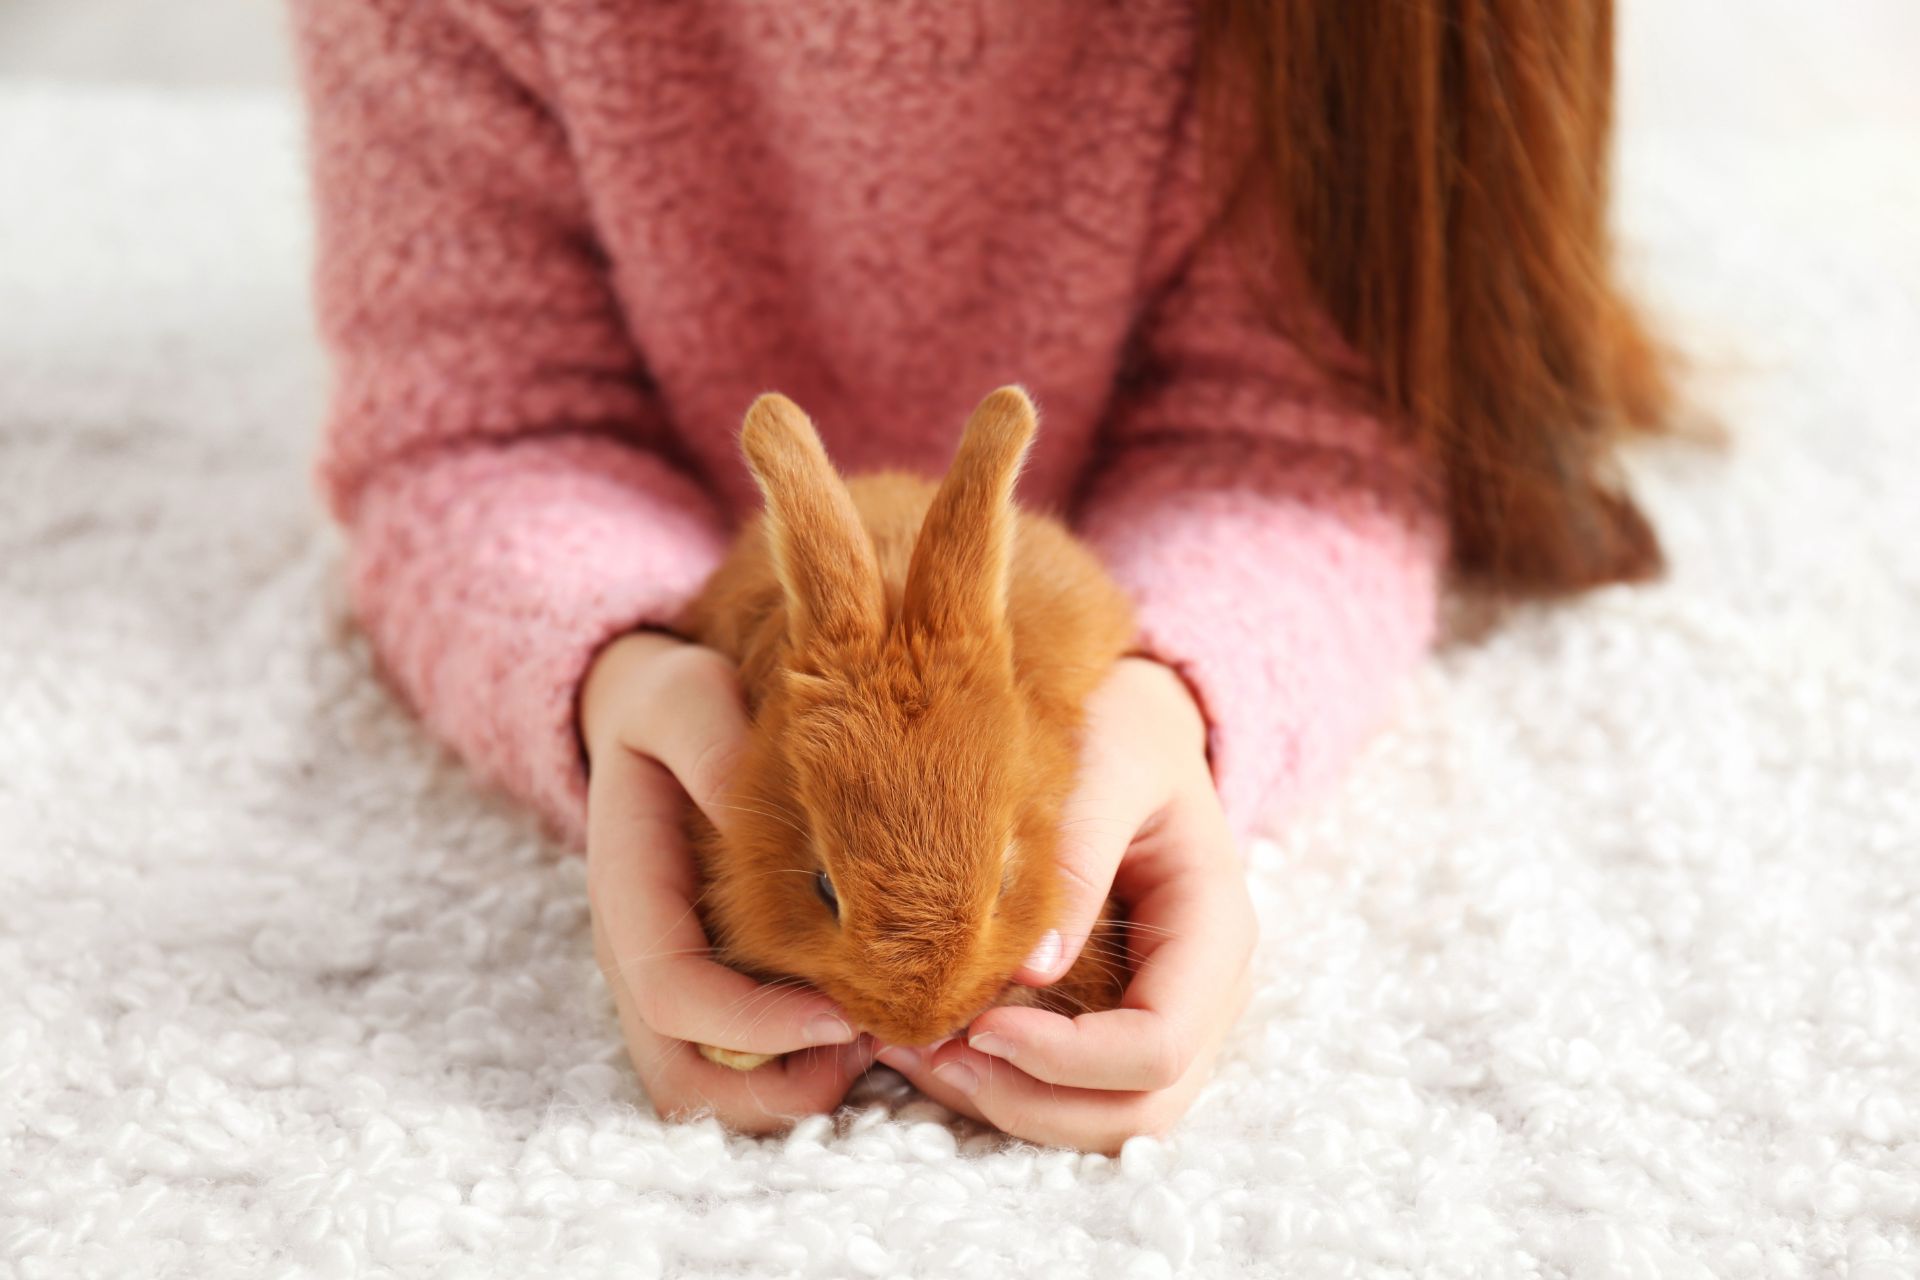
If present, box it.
[1200,0,1670,589]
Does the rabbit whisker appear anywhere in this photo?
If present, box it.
[708,798,811,840]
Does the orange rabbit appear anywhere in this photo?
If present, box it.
[676,387,1134,1068]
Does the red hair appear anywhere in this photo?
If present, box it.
[1202,0,1670,589]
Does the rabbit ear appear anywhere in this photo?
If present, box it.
[902,386,1037,638]
[741,393,885,647]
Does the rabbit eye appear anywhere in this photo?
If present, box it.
[815,869,840,920]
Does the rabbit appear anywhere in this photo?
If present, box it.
[674,387,1136,1069]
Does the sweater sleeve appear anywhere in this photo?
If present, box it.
[1075,232,1446,843]
[293,0,729,847]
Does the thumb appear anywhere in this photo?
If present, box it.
[1016,656,1206,986]
[614,640,754,841]
[1016,658,1192,986]
[1015,760,1158,988]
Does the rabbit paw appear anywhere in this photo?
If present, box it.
[697,1043,780,1071]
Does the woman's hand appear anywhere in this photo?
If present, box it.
[581,631,874,1133]
[875,657,1257,1153]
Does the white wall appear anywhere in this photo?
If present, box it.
[0,0,293,89]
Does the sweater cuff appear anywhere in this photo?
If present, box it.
[345,434,730,849]
[1077,447,1442,843]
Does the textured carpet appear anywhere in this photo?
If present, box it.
[3,32,1917,1280]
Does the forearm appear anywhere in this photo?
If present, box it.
[1078,438,1443,841]
[348,433,729,846]
[294,0,739,843]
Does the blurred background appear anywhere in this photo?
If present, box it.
[0,0,290,88]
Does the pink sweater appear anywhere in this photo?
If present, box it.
[291,0,1443,850]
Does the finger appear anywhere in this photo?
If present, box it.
[983,800,1254,1089]
[613,642,755,840]
[766,1036,882,1116]
[1017,812,1134,987]
[588,749,854,1054]
[1017,730,1162,988]
[651,1038,877,1134]
[1110,798,1256,1040]
[969,955,1255,1092]
[622,996,876,1135]
[965,1005,1181,1092]
[917,1042,1200,1155]
[1019,656,1207,987]
[873,1043,990,1128]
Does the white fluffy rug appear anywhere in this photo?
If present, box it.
[3,25,1917,1277]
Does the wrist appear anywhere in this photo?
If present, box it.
[580,628,686,764]
[1113,655,1209,765]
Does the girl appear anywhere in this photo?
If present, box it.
[290,0,1666,1151]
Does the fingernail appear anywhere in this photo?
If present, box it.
[1023,929,1064,978]
[932,1061,979,1096]
[877,1046,920,1073]
[804,1014,855,1045]
[968,1033,1015,1063]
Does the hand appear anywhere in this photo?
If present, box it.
[580,630,874,1133]
[875,657,1257,1152]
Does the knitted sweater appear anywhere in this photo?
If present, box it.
[290,0,1444,849]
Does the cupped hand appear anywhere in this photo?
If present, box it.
[580,630,873,1133]
[875,656,1257,1153]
